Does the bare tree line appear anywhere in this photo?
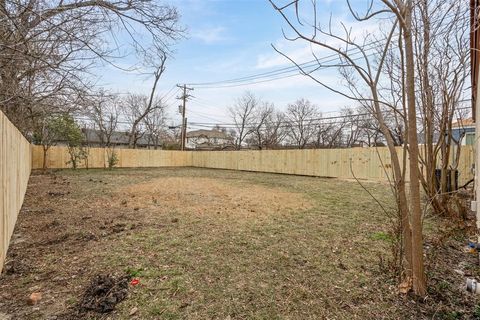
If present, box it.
[82,89,171,150]
[227,91,422,150]
[269,0,469,296]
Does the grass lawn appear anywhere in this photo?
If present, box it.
[0,167,478,319]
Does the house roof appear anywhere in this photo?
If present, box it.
[452,118,475,128]
[186,129,232,140]
[81,128,159,146]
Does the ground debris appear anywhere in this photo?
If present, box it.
[76,274,130,314]
[47,191,69,197]
[27,292,42,305]
[129,306,138,316]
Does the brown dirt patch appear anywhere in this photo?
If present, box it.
[77,274,130,314]
[117,177,312,217]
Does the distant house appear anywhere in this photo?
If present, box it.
[54,128,163,149]
[451,118,475,145]
[186,129,234,150]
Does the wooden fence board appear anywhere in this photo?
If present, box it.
[189,146,474,184]
[0,112,31,273]
[31,144,475,185]
[1,125,476,273]
[31,145,192,169]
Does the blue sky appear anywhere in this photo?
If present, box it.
[98,0,378,126]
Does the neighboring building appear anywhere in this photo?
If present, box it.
[186,129,234,150]
[54,128,163,149]
[451,118,475,145]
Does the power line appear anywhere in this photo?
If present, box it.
[188,109,227,123]
[159,85,178,101]
[187,39,389,87]
[186,103,472,129]
[185,10,468,89]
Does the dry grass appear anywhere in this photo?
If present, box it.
[0,167,478,319]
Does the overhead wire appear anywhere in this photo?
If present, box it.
[185,9,468,89]
[185,103,472,130]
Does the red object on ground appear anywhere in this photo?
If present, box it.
[130,279,140,286]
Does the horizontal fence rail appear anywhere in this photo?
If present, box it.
[0,112,32,273]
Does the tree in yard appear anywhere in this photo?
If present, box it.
[123,94,147,148]
[228,91,259,150]
[121,53,168,149]
[412,0,469,217]
[285,98,318,149]
[85,90,121,167]
[57,115,87,169]
[86,90,120,148]
[143,104,168,150]
[0,0,183,134]
[262,110,288,149]
[31,113,65,170]
[269,0,449,296]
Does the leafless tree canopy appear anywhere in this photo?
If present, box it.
[228,91,259,149]
[270,0,469,296]
[86,90,120,148]
[285,98,318,149]
[0,0,183,134]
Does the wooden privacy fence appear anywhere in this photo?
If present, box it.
[0,121,475,273]
[0,112,31,273]
[31,145,191,169]
[32,145,475,185]
[191,147,475,185]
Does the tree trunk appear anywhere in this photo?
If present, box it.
[403,4,427,296]
[371,90,412,280]
[42,146,48,170]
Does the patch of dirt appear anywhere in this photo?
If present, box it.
[59,274,130,319]
[78,274,130,313]
[117,177,312,217]
[0,172,135,319]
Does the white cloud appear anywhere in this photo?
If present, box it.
[255,12,390,70]
[191,26,229,44]
[255,34,347,70]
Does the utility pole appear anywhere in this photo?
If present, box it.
[176,84,193,151]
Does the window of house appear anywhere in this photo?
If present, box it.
[465,132,475,146]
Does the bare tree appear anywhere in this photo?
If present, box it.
[228,91,259,150]
[340,107,364,147]
[0,0,183,134]
[123,54,167,148]
[412,0,469,216]
[248,102,274,149]
[87,90,120,148]
[263,110,287,149]
[285,98,318,149]
[312,118,345,148]
[143,103,168,149]
[270,0,431,295]
[357,114,383,147]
